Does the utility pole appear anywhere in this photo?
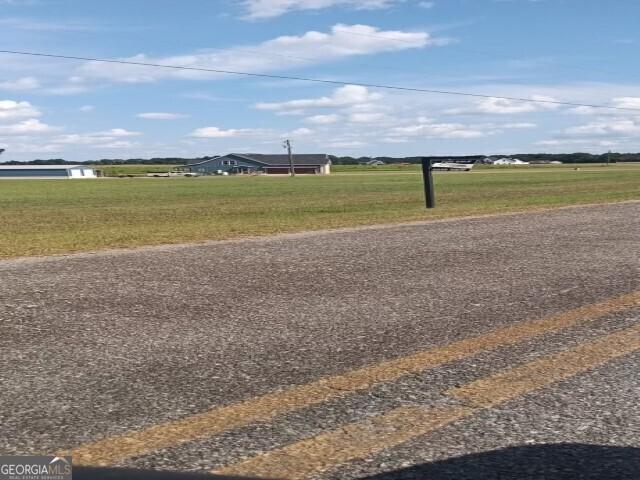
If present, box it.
[607,149,611,166]
[283,139,295,177]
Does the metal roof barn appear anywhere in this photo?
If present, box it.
[0,165,97,179]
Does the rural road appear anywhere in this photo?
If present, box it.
[1,202,639,479]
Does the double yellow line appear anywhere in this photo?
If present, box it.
[218,323,640,478]
[62,291,639,476]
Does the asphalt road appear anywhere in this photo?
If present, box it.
[1,202,639,479]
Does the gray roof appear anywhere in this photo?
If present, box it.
[235,153,330,166]
[0,165,88,170]
[188,153,329,166]
[186,157,220,166]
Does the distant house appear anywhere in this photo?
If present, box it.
[357,159,385,165]
[0,165,97,179]
[185,153,331,175]
[492,158,530,165]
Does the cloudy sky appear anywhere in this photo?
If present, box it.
[1,0,640,161]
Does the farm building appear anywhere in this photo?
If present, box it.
[491,158,529,165]
[185,153,331,175]
[0,165,97,179]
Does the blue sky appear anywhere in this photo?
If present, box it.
[2,0,640,161]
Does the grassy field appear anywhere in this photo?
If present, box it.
[1,165,638,258]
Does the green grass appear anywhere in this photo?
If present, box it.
[1,165,638,258]
[332,164,422,172]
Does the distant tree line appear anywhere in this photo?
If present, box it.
[329,153,639,164]
[2,152,639,165]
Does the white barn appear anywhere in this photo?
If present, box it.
[492,158,529,165]
[0,165,98,179]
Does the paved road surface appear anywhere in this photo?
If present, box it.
[1,202,639,479]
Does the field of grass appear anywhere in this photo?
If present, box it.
[1,165,638,258]
[332,164,422,172]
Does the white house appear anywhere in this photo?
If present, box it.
[492,158,530,165]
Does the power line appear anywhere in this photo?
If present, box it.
[42,26,617,99]
[9,9,628,98]
[2,48,640,112]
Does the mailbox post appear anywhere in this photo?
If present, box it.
[421,157,436,208]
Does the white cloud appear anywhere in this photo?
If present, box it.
[46,84,90,95]
[0,100,41,121]
[568,97,640,115]
[347,112,386,123]
[136,112,189,120]
[76,24,439,84]
[305,114,342,124]
[52,129,141,145]
[1,142,64,154]
[51,134,97,145]
[561,119,640,137]
[288,127,313,136]
[325,139,369,148]
[93,128,141,137]
[0,77,41,91]
[535,139,623,149]
[389,121,489,138]
[500,122,537,128]
[242,0,399,19]
[0,119,58,134]
[417,1,435,8]
[99,141,140,149]
[187,127,239,138]
[610,97,640,109]
[536,139,586,146]
[47,137,141,150]
[255,85,382,112]
[447,95,561,115]
[567,106,596,115]
[187,126,271,138]
[79,105,95,112]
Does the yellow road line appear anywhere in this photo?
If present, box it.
[216,406,476,480]
[446,323,640,408]
[62,291,639,465]
[217,324,640,479]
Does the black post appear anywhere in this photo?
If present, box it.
[421,157,435,208]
